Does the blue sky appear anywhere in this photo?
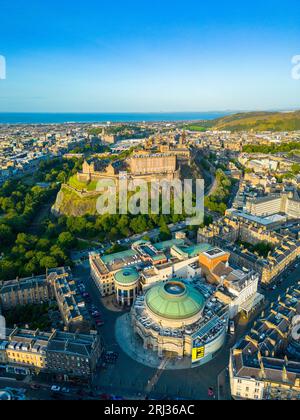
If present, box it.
[0,0,300,112]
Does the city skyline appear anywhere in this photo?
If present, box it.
[1,0,300,112]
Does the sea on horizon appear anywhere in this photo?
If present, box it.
[0,112,230,125]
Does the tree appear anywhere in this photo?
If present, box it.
[24,260,38,276]
[0,259,18,281]
[58,232,76,250]
[50,245,68,265]
[0,224,12,246]
[36,239,51,251]
[159,220,172,241]
[130,216,148,234]
[39,256,58,269]
[15,233,38,250]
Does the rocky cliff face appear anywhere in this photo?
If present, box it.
[51,186,100,217]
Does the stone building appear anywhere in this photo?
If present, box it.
[246,190,300,219]
[198,213,300,285]
[129,153,179,180]
[77,159,120,183]
[131,280,228,366]
[0,276,53,310]
[47,267,91,333]
[0,328,102,380]
[229,282,300,400]
[0,267,91,333]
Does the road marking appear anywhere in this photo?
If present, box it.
[145,357,169,395]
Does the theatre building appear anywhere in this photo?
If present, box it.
[131,280,229,366]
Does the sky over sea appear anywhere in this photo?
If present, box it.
[0,0,300,112]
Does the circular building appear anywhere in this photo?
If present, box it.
[114,267,140,307]
[146,281,205,328]
[0,390,12,400]
[131,280,228,366]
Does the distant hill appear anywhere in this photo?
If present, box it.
[206,110,300,132]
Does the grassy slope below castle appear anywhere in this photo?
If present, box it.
[68,174,98,191]
[52,185,100,217]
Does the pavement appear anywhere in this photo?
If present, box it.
[102,296,125,313]
[217,369,231,401]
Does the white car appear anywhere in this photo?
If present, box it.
[51,385,61,393]
[229,321,235,335]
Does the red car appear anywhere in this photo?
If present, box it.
[208,387,215,398]
[99,394,111,400]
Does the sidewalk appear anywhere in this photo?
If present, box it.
[101,296,126,313]
[218,368,231,400]
[115,314,192,370]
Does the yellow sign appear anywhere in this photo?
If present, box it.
[192,346,205,362]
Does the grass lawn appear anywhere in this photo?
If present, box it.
[68,175,98,191]
[185,125,207,132]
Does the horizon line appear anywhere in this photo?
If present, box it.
[0,108,299,115]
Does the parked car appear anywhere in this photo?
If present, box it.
[99,393,112,400]
[112,395,124,400]
[51,385,61,393]
[229,321,235,335]
[208,387,215,398]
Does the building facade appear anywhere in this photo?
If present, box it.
[131,280,228,366]
[229,282,300,400]
[0,328,102,380]
[0,276,53,310]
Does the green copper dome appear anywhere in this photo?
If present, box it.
[115,267,140,285]
[146,281,205,320]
